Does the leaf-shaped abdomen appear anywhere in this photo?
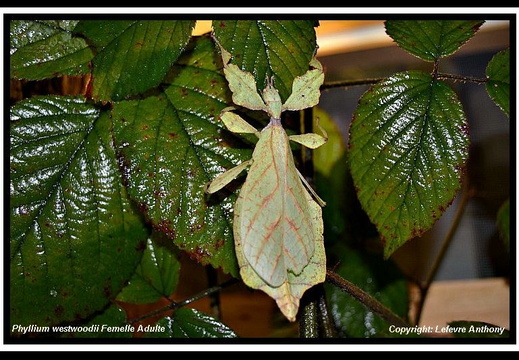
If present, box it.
[234,119,317,287]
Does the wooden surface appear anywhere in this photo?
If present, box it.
[419,277,510,330]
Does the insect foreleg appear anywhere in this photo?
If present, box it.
[204,159,253,194]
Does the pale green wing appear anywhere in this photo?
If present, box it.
[234,160,326,322]
[234,121,318,287]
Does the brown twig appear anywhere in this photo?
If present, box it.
[128,278,239,325]
[326,269,409,328]
[436,73,488,84]
[321,78,383,90]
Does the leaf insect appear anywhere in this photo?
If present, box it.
[206,41,327,322]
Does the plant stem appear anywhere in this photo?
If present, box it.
[299,284,337,338]
[205,266,221,319]
[318,288,337,338]
[299,291,319,338]
[321,78,383,90]
[436,73,488,84]
[128,278,239,325]
[325,269,409,328]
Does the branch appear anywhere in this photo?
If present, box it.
[436,73,488,84]
[299,284,337,338]
[321,78,383,90]
[326,268,409,328]
[128,278,239,325]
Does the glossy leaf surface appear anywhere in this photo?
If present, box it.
[74,20,195,101]
[486,48,510,117]
[148,308,238,338]
[385,20,484,61]
[212,20,317,101]
[112,36,252,276]
[10,96,148,327]
[116,235,181,304]
[10,20,93,79]
[62,305,131,338]
[349,71,469,257]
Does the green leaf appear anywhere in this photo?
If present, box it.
[10,95,148,327]
[146,308,238,338]
[212,20,318,101]
[349,71,469,257]
[74,20,195,101]
[448,321,509,338]
[385,20,484,61]
[325,245,408,338]
[10,20,93,79]
[497,199,510,253]
[486,48,510,117]
[112,36,252,276]
[116,234,181,304]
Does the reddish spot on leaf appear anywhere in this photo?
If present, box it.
[189,223,204,234]
[154,189,166,198]
[135,240,147,252]
[137,202,148,213]
[103,284,112,298]
[410,228,425,239]
[54,305,64,317]
[153,220,176,240]
[189,246,211,263]
[214,238,225,250]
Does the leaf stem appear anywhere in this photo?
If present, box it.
[321,78,383,90]
[325,269,409,328]
[299,292,320,338]
[128,278,239,325]
[436,73,488,84]
[299,284,337,338]
[317,287,337,338]
[205,266,222,319]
